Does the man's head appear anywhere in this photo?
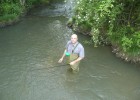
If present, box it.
[71,34,78,44]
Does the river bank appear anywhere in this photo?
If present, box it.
[0,18,19,28]
[0,1,51,28]
[0,10,26,28]
[0,0,75,28]
[112,45,140,63]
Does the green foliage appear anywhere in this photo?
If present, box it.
[121,36,133,52]
[91,28,99,47]
[0,3,23,15]
[121,31,140,55]
[0,3,23,21]
[74,0,122,46]
[0,0,50,22]
[73,0,140,56]
[0,14,18,22]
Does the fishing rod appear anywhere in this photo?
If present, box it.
[50,63,69,68]
[30,63,69,71]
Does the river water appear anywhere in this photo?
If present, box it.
[0,0,140,100]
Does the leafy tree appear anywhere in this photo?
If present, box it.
[73,0,140,56]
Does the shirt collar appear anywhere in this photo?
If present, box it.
[72,42,78,47]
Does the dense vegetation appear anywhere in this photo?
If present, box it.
[71,0,140,58]
[0,0,50,22]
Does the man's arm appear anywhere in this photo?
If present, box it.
[58,49,66,63]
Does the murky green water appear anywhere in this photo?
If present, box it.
[0,0,140,100]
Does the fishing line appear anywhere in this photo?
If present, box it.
[30,63,69,71]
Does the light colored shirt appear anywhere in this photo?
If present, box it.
[66,41,85,58]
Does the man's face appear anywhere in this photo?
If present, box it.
[71,35,78,44]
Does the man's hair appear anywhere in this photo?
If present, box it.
[71,34,78,39]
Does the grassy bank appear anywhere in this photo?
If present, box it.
[0,0,51,27]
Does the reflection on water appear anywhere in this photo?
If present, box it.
[0,0,140,100]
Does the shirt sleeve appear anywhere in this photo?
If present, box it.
[79,45,85,58]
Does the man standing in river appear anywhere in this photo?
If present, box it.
[58,34,85,72]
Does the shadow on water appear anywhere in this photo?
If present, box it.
[0,0,140,100]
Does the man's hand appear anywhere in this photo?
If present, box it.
[58,58,63,63]
[69,57,83,66]
[69,61,76,66]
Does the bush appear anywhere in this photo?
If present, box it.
[0,3,23,22]
[72,0,140,55]
[0,3,23,15]
[0,0,51,22]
